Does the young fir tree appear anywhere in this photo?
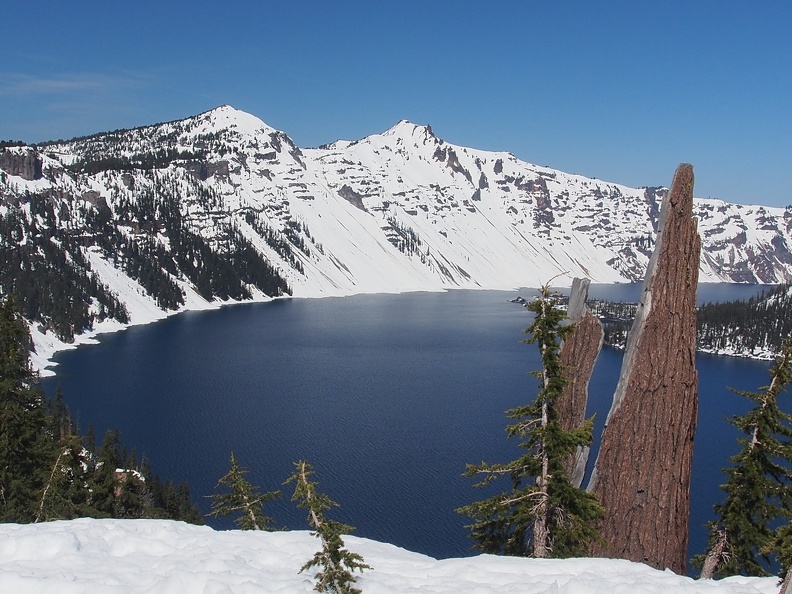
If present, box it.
[457,284,603,558]
[285,460,370,594]
[697,341,792,579]
[208,452,280,530]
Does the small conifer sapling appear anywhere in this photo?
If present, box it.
[457,283,603,557]
[208,452,280,530]
[286,460,370,594]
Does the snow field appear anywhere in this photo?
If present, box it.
[0,519,779,593]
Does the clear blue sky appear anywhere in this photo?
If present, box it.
[2,1,790,207]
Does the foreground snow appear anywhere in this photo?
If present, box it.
[0,519,777,593]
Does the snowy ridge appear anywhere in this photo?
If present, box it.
[0,519,777,593]
[2,105,792,371]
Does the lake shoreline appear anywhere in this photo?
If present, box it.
[39,288,777,563]
[31,283,520,377]
[32,281,774,378]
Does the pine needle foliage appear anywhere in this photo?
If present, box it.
[696,341,792,578]
[0,295,201,524]
[285,460,370,594]
[0,295,54,522]
[766,522,792,592]
[208,452,280,530]
[457,284,603,558]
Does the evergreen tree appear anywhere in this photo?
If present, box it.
[697,341,792,578]
[84,424,96,455]
[285,460,370,594]
[0,295,56,522]
[48,384,72,441]
[146,475,204,525]
[0,297,203,524]
[457,284,603,558]
[87,429,124,518]
[766,522,792,593]
[207,452,279,530]
[697,283,792,356]
[34,431,90,522]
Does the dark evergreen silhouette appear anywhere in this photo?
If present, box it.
[457,285,603,558]
[697,283,792,356]
[0,161,295,342]
[0,295,56,522]
[0,200,129,342]
[592,283,792,359]
[68,148,207,175]
[0,296,202,524]
[286,460,370,594]
[385,215,424,260]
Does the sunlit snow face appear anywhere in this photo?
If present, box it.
[0,520,778,593]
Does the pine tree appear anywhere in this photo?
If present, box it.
[697,341,792,578]
[766,522,792,593]
[457,284,603,558]
[34,431,89,522]
[208,452,280,530]
[87,429,124,518]
[0,295,57,522]
[285,460,370,594]
[0,297,203,523]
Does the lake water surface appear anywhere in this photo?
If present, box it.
[42,285,777,566]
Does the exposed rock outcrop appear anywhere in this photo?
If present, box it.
[338,184,368,212]
[588,164,700,574]
[0,148,43,181]
[82,191,113,221]
[180,160,230,181]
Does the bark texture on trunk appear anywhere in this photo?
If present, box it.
[781,567,792,594]
[698,530,726,579]
[558,277,603,487]
[588,164,700,574]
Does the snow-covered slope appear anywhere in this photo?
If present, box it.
[0,519,777,593]
[2,105,792,370]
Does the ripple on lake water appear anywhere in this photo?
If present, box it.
[43,286,777,567]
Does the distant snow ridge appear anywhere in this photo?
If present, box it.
[0,519,778,593]
[30,105,792,292]
[2,105,792,369]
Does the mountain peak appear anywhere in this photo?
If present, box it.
[193,105,275,137]
[382,120,438,143]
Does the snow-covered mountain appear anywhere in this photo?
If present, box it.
[2,105,792,367]
[0,519,778,593]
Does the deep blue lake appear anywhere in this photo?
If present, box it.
[42,284,778,568]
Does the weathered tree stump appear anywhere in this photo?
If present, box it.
[587,164,700,574]
[781,567,792,594]
[558,277,603,487]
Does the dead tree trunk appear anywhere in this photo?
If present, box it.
[698,529,727,579]
[558,277,603,487]
[587,164,700,574]
[781,567,792,594]
[533,392,550,558]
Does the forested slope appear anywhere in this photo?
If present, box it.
[588,283,792,359]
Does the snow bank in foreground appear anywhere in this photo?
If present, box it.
[0,519,777,593]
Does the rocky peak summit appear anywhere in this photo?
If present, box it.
[381,120,438,144]
[187,105,278,141]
